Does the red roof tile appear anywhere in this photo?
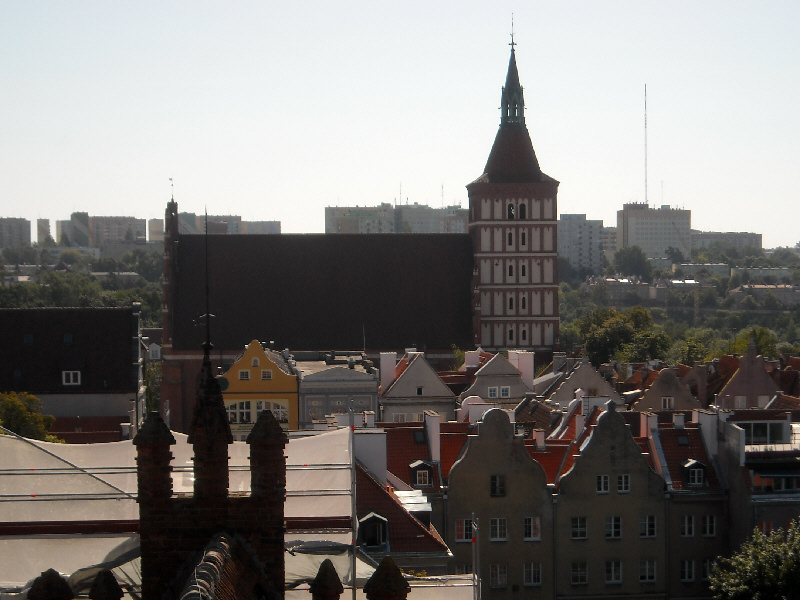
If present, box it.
[657,426,721,491]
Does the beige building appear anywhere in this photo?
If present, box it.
[617,202,691,259]
[379,351,456,422]
[634,367,702,412]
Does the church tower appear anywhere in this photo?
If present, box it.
[467,40,559,354]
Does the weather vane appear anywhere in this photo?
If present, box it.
[510,14,516,49]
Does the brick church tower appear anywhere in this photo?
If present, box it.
[468,41,559,354]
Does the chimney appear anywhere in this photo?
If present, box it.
[465,350,480,369]
[673,412,685,429]
[380,352,397,393]
[552,351,567,373]
[364,411,376,428]
[424,411,441,463]
[534,428,546,450]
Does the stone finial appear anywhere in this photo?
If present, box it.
[88,570,123,600]
[247,409,288,446]
[133,411,176,447]
[309,559,344,600]
[363,556,410,600]
[27,569,74,600]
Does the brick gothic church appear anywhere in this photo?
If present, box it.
[161,44,558,432]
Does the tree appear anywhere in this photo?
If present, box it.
[0,392,61,442]
[665,246,685,265]
[709,521,800,600]
[613,246,652,281]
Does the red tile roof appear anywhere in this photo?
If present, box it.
[657,426,721,491]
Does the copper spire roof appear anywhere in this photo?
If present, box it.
[478,46,544,184]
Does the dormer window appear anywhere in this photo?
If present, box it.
[682,459,706,486]
[662,396,675,409]
[251,358,260,367]
[359,512,389,550]
[416,469,430,487]
[689,469,704,486]
[410,459,433,487]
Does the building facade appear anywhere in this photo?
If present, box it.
[558,214,604,275]
[617,203,691,259]
[0,217,31,249]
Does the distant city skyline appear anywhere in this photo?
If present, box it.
[2,2,798,248]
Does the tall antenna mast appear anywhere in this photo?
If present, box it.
[644,84,648,205]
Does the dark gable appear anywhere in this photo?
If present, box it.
[172,233,475,352]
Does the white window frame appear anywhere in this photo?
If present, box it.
[523,562,542,587]
[490,474,506,497]
[523,516,541,541]
[571,562,588,585]
[238,369,250,381]
[639,560,656,583]
[680,559,695,582]
[702,515,716,537]
[415,469,431,487]
[489,517,508,541]
[487,386,498,399]
[62,370,81,385]
[597,474,609,494]
[393,413,406,423]
[605,560,622,584]
[702,558,713,581]
[639,515,656,538]
[489,564,508,588]
[237,401,252,424]
[605,516,622,539]
[571,517,588,539]
[500,386,511,398]
[681,515,695,537]
[689,468,704,486]
[662,396,675,409]
[455,519,473,543]
[261,369,272,380]
[618,473,630,493]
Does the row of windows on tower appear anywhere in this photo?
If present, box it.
[507,204,527,220]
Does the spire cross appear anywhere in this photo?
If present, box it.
[510,14,516,50]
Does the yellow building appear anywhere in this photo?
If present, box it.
[218,340,299,438]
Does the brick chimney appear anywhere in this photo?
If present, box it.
[133,411,175,502]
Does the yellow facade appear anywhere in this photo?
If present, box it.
[218,340,299,438]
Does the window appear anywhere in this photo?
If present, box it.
[416,386,423,396]
[489,518,508,541]
[605,560,622,584]
[455,565,472,575]
[490,564,508,588]
[639,560,656,583]
[524,516,541,541]
[62,370,81,385]
[735,395,747,409]
[508,264,514,277]
[605,516,622,539]
[523,562,542,586]
[393,413,406,423]
[702,515,716,537]
[238,401,252,424]
[618,474,630,493]
[519,204,526,219]
[689,468,704,486]
[261,369,272,380]
[521,329,527,341]
[520,263,527,277]
[508,296,514,310]
[597,474,609,493]
[507,204,515,220]
[680,560,695,582]
[362,519,387,548]
[571,562,588,585]
[662,396,675,409]
[487,386,498,399]
[227,403,237,423]
[508,329,514,341]
[507,232,513,246]
[415,470,430,487]
[490,474,506,497]
[702,558,713,581]
[520,231,527,245]
[681,515,695,537]
[251,357,260,367]
[521,295,527,309]
[239,370,250,381]
[500,386,511,398]
[639,515,656,538]
[455,519,473,542]
[571,517,588,539]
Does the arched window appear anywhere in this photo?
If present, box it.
[508,329,515,342]
[520,231,527,246]
[507,204,515,219]
[519,204,527,219]
[521,296,527,310]
[521,263,527,277]
[521,329,527,341]
[507,232,513,246]
[509,296,514,310]
[508,264,514,277]
[251,358,260,367]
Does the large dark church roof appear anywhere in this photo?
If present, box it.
[480,125,543,184]
[171,233,475,353]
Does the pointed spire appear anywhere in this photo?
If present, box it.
[500,36,524,127]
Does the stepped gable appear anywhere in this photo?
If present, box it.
[170,233,474,353]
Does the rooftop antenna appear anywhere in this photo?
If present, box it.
[510,14,516,50]
[644,84,648,206]
[201,208,214,363]
[169,177,174,199]
[441,183,444,208]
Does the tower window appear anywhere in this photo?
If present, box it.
[521,231,527,245]
[519,204,527,219]
[507,204,515,219]
[521,329,527,341]
[521,264,527,277]
[508,264,514,277]
[508,297,514,310]
[521,296,527,310]
[508,329,514,341]
[507,232,513,246]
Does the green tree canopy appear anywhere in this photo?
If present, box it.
[613,246,652,281]
[710,521,800,600]
[0,392,61,442]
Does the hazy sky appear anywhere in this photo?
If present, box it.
[2,2,799,247]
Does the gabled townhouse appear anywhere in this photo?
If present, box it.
[648,412,728,596]
[295,353,379,429]
[217,339,299,436]
[554,401,668,597]
[715,338,780,409]
[379,351,456,422]
[634,367,703,412]
[459,352,533,407]
[447,409,555,597]
[545,356,622,408]
[0,305,145,439]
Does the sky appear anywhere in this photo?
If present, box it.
[2,2,799,248]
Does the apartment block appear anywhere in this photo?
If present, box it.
[0,217,31,248]
[558,214,603,274]
[617,203,691,259]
